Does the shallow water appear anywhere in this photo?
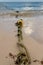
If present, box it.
[0,15,43,44]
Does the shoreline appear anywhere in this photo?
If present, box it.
[0,10,43,17]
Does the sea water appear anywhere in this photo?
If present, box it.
[0,2,43,11]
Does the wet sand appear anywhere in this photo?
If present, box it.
[0,14,43,65]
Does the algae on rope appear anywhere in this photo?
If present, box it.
[15,19,31,65]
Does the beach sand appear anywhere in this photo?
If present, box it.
[0,14,43,65]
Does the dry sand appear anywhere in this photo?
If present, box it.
[0,15,43,65]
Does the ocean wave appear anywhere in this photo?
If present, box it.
[21,7,34,10]
[14,6,43,11]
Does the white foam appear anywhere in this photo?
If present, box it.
[21,7,33,10]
